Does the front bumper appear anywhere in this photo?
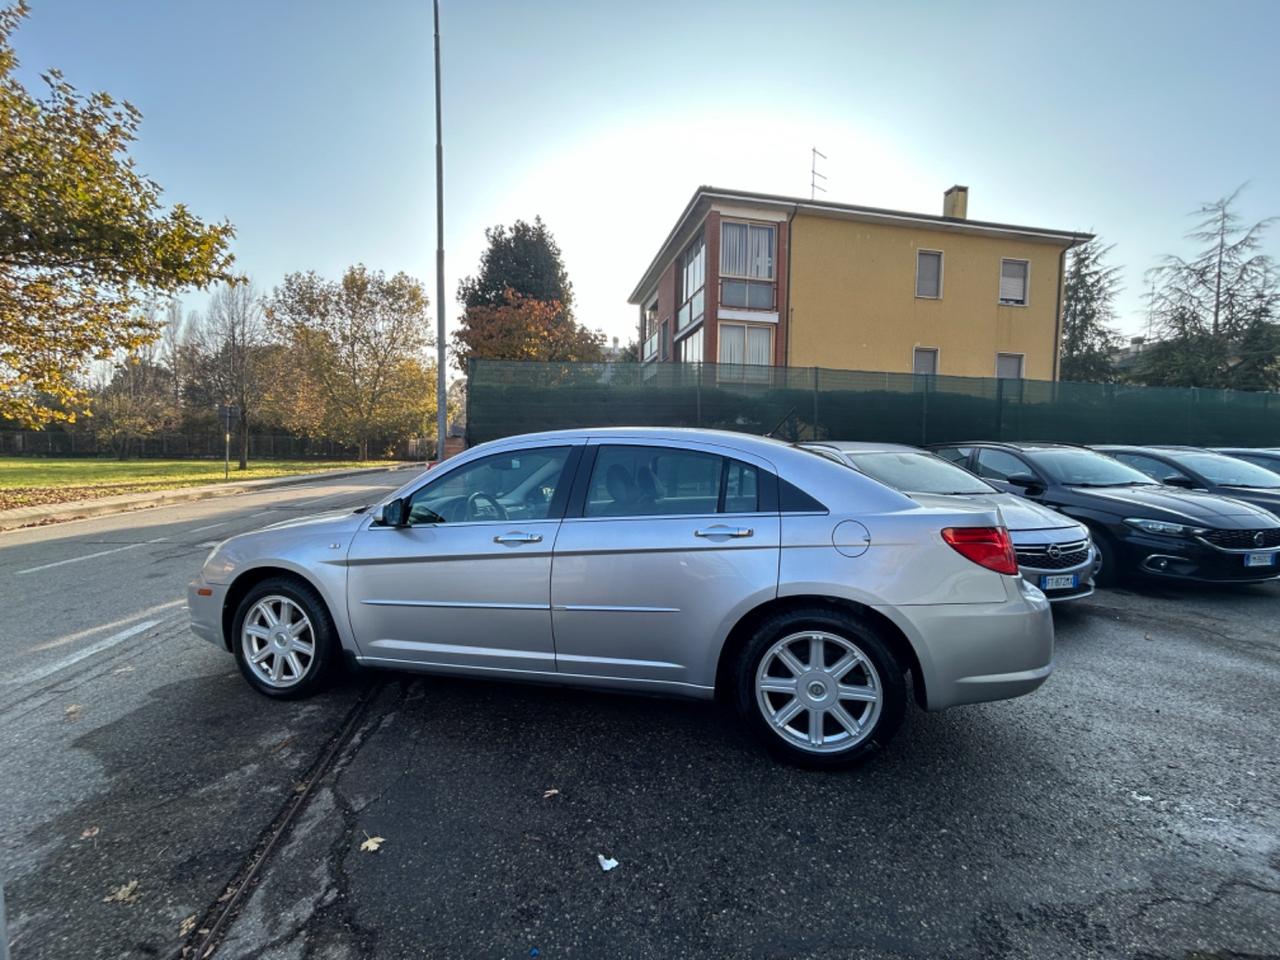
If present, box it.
[187,575,230,649]
[874,578,1054,711]
[1118,534,1280,583]
[1019,549,1096,602]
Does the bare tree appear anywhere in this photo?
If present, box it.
[198,281,269,469]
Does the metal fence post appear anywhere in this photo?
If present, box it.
[695,363,703,427]
[812,367,820,439]
[994,378,1005,440]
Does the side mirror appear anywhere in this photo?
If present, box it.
[380,497,409,528]
[1005,474,1045,496]
[1162,476,1195,489]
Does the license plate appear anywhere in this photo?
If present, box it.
[1040,574,1079,590]
[1244,552,1276,567]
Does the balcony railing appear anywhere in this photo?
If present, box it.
[643,330,660,362]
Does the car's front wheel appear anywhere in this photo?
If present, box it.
[733,608,906,769]
[232,576,338,700]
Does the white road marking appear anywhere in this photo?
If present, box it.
[7,620,162,687]
[250,510,274,518]
[14,537,168,576]
[198,540,218,548]
[28,599,185,653]
[188,522,227,533]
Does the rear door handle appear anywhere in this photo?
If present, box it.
[694,525,754,539]
[493,532,543,544]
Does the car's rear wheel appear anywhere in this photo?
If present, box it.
[733,608,906,769]
[232,576,338,700]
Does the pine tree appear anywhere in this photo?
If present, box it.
[1059,239,1122,382]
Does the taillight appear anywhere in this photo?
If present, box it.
[942,526,1019,576]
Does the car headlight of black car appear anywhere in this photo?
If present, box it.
[1123,518,1208,538]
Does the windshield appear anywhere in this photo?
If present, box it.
[1029,449,1158,486]
[1172,452,1280,488]
[846,451,996,495]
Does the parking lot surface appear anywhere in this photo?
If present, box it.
[2,479,1278,959]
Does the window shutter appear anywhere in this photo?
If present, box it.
[916,251,941,298]
[999,260,1028,303]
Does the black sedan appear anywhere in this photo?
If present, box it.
[1094,445,1280,517]
[1212,447,1280,477]
[930,441,1280,586]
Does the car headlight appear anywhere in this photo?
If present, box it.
[1123,518,1207,538]
[201,541,236,581]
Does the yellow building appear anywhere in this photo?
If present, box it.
[629,186,1091,380]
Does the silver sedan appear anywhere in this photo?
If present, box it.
[189,428,1053,768]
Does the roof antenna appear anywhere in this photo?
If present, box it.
[810,147,827,200]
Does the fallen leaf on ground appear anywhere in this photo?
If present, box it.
[216,886,235,903]
[1130,791,1154,802]
[542,788,560,799]
[179,914,197,936]
[360,833,385,853]
[65,704,82,721]
[597,854,619,872]
[80,826,100,840]
[103,880,140,904]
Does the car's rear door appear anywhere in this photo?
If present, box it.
[346,443,581,673]
[549,440,781,691]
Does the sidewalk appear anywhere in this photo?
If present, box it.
[0,462,426,533]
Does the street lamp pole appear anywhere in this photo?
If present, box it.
[433,0,448,460]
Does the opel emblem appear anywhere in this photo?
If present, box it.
[1047,543,1062,559]
[1255,531,1266,547]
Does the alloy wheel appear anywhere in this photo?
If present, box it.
[241,595,316,689]
[755,630,882,754]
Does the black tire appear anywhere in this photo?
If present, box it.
[731,607,907,770]
[231,576,339,700]
[1088,527,1124,588]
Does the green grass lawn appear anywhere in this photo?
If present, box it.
[0,458,398,511]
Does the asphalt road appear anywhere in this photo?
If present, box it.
[0,470,411,959]
[3,478,1279,960]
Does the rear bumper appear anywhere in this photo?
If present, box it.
[874,578,1054,711]
[187,576,229,649]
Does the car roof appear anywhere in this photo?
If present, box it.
[1215,447,1280,454]
[802,440,923,454]
[928,441,1086,452]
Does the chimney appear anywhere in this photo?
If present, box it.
[943,185,968,219]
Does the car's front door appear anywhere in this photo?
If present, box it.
[346,444,580,673]
[550,441,781,691]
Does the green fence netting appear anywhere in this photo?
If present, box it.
[466,360,1280,449]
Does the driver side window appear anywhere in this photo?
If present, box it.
[406,447,572,524]
[975,449,1031,482]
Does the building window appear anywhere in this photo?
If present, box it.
[678,328,703,363]
[996,353,1025,379]
[677,236,706,332]
[999,258,1029,305]
[913,347,938,375]
[642,298,659,361]
[660,319,670,361]
[719,323,773,365]
[720,221,775,309]
[915,250,942,299]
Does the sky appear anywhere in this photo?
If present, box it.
[12,0,1280,355]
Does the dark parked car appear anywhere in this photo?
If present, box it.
[930,442,1280,586]
[1093,446,1280,517]
[1211,447,1280,477]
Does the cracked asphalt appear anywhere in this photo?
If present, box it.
[2,479,1278,959]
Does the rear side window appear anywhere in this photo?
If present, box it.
[582,445,768,517]
[975,448,1032,481]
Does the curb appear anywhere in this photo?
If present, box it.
[0,463,426,533]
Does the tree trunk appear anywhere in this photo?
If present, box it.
[238,416,249,470]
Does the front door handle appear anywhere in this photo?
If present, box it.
[694,525,754,539]
[493,532,543,544]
